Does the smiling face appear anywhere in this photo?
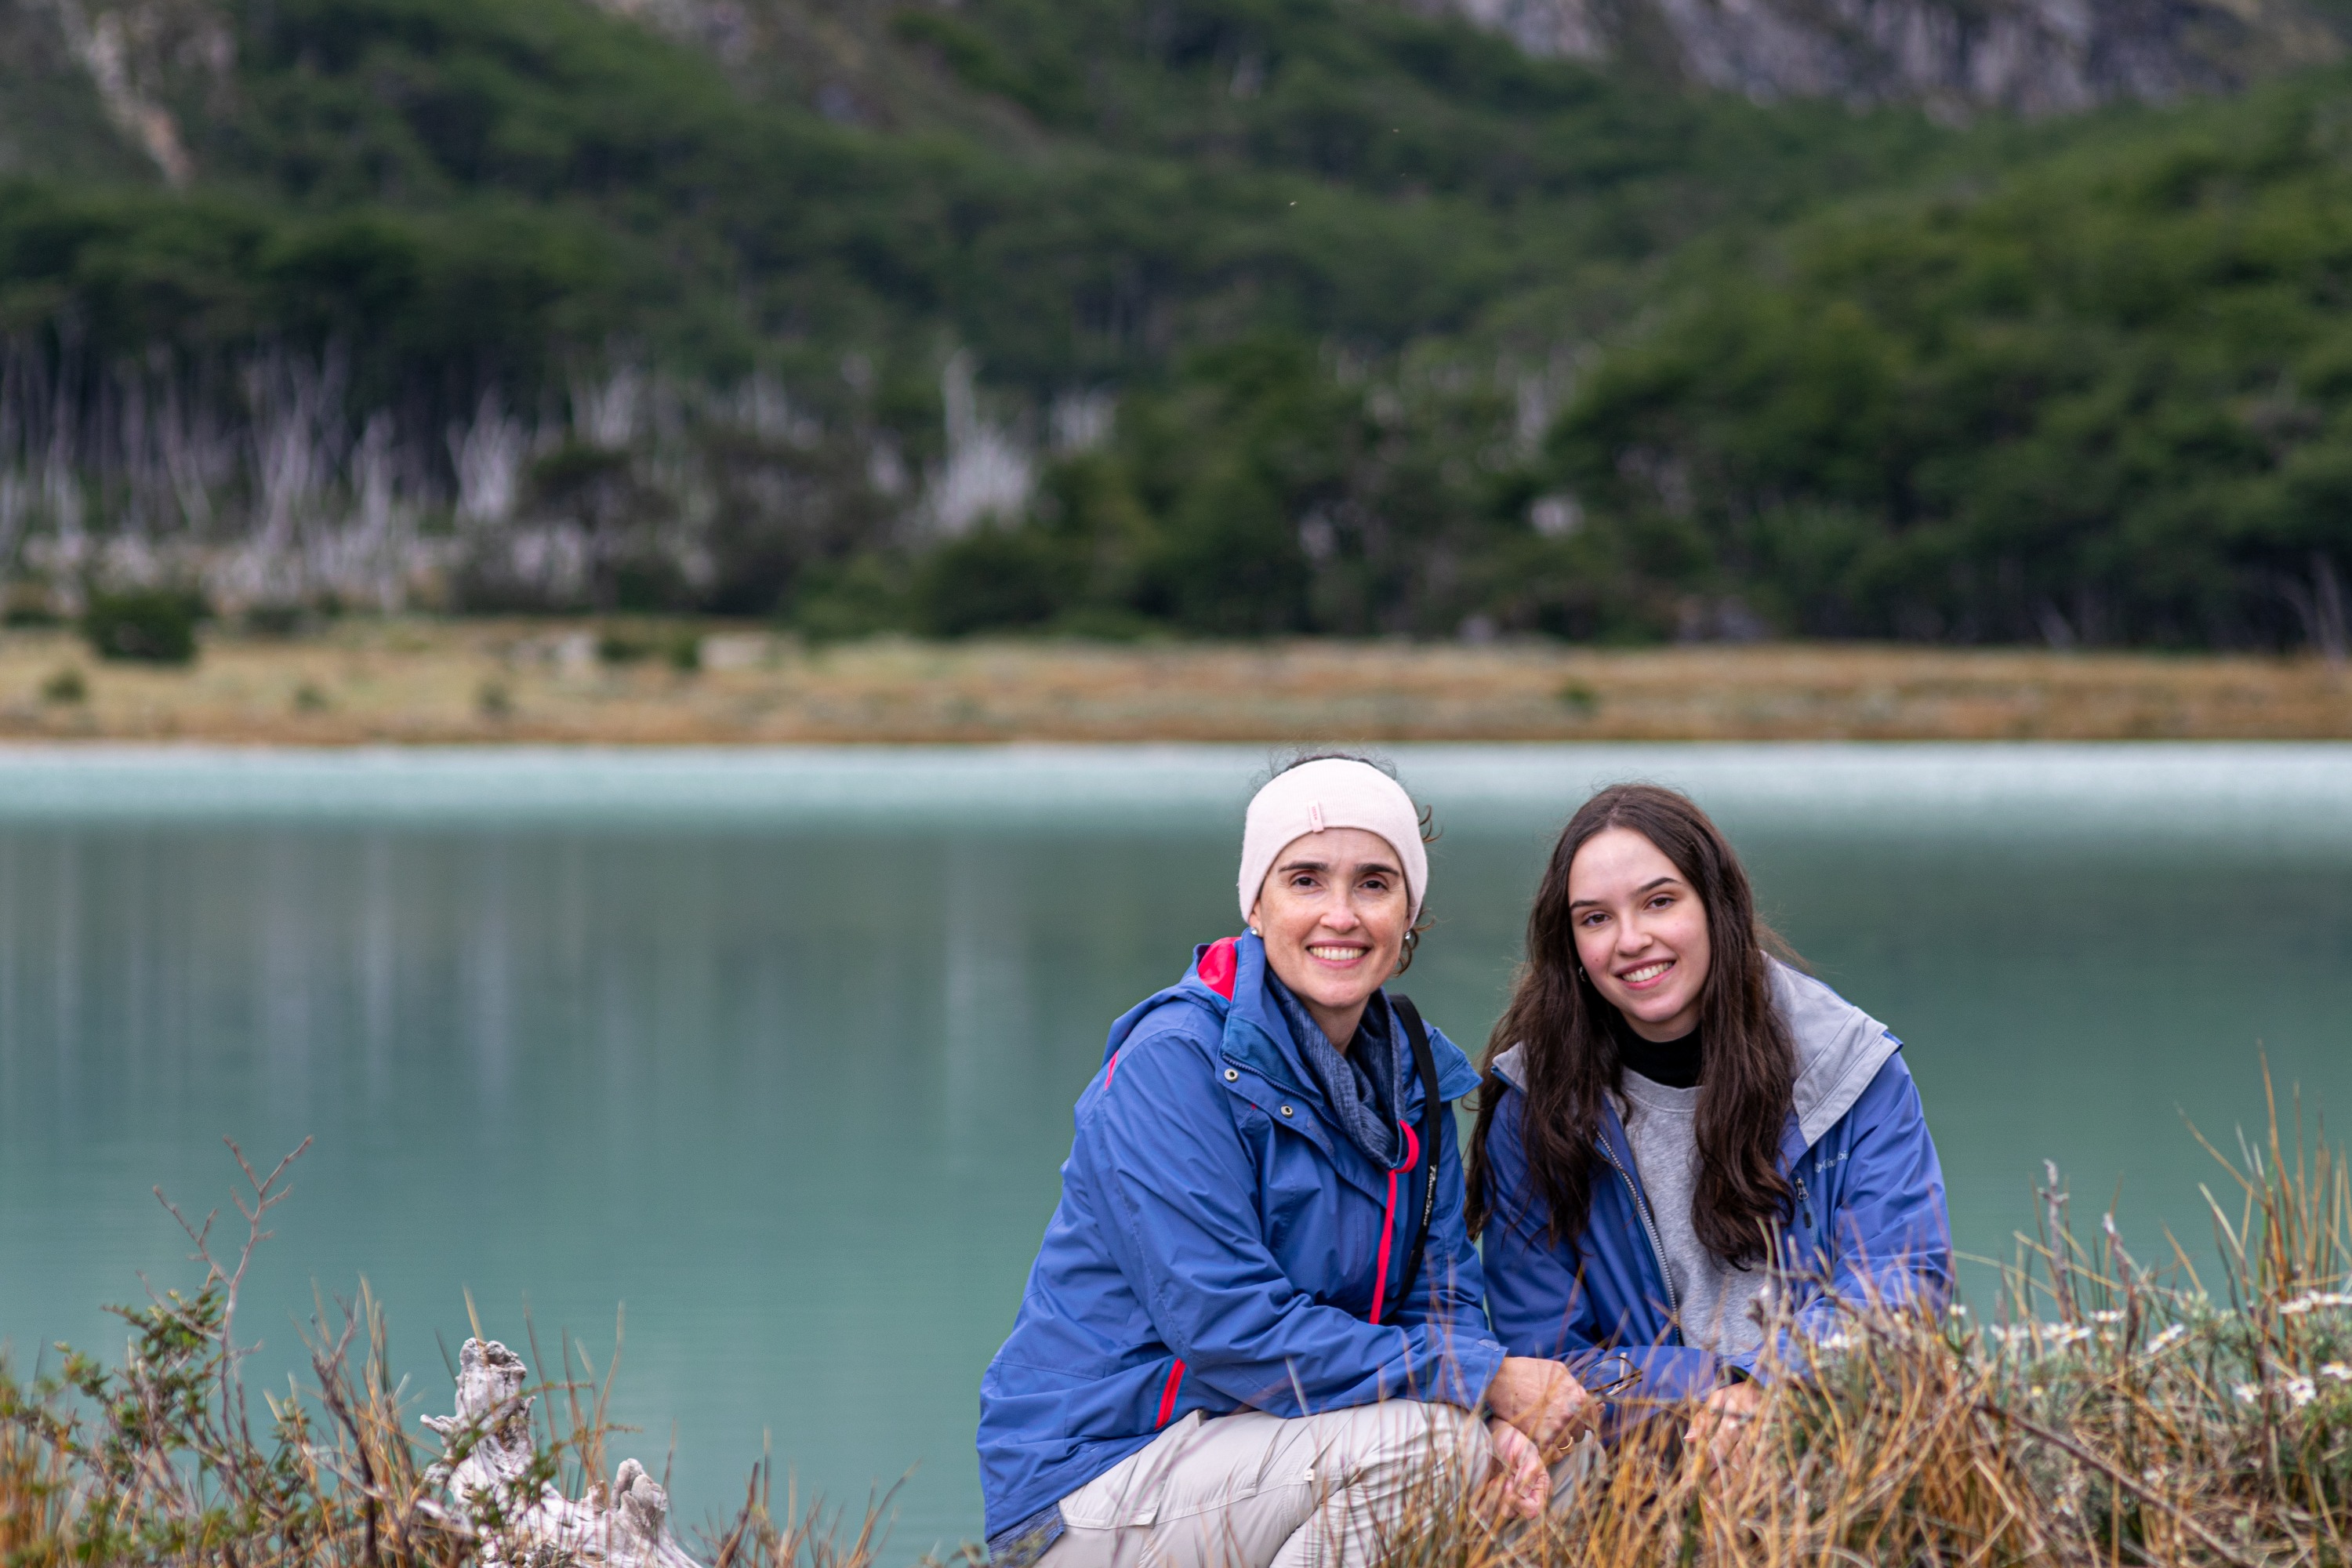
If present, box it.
[1566,826,1713,1043]
[1247,826,1411,1048]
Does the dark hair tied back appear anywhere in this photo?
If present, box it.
[1465,783,1796,1265]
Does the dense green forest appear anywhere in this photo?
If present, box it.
[2,0,2349,647]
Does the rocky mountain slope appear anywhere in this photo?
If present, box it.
[8,0,2347,197]
[558,0,2352,118]
[1432,0,2343,111]
[2,0,2350,647]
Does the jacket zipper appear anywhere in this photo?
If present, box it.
[1596,1138,1680,1329]
[1156,1358,1186,1425]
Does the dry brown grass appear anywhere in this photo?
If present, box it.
[8,1086,2351,1567]
[0,1140,866,1568]
[1,622,2350,742]
[1391,1079,2352,1568]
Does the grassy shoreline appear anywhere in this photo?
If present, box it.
[2,622,2350,744]
[8,1087,2350,1567]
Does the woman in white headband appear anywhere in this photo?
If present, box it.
[978,754,1592,1568]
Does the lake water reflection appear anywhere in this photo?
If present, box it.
[1,745,2348,1552]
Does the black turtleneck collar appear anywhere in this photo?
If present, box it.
[1612,1011,1702,1089]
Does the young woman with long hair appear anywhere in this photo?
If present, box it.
[1466,784,1949,1450]
[979,757,1592,1568]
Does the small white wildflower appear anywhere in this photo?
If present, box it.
[2045,1324,2093,1348]
[2320,1362,2352,1383]
[1815,1332,1853,1352]
[2285,1376,2318,1407]
[2148,1324,2187,1354]
[2278,1290,2352,1317]
[2089,1309,2124,1324]
[1948,1303,1970,1318]
[2234,1382,2263,1405]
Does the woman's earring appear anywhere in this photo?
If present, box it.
[1249,925,1261,936]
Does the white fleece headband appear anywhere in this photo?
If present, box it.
[1238,759,1428,927]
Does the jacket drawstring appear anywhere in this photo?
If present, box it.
[1367,1119,1421,1323]
[1160,1091,1421,1425]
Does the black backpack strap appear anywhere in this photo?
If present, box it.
[1381,993,1446,1325]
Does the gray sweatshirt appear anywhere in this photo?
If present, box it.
[1616,1070,1769,1355]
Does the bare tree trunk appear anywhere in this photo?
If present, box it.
[2312,552,2347,666]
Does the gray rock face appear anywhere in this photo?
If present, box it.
[1,0,232,183]
[1424,0,2343,112]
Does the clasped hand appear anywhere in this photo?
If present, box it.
[1479,1356,1599,1519]
[1681,1378,1762,1470]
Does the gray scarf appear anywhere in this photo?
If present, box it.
[1267,975,1403,1169]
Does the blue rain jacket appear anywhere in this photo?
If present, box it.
[1479,961,1950,1406]
[977,933,1507,1542]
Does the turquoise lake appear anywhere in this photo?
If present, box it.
[2,743,2349,1553]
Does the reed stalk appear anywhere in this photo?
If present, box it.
[9,1073,2351,1567]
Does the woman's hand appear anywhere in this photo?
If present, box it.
[1682,1378,1763,1472]
[1483,1417,1551,1519]
[1484,1355,1595,1454]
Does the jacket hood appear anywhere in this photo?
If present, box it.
[1488,959,1896,1152]
[1770,962,1900,1145]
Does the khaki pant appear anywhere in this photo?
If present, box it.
[1037,1402,1491,1568]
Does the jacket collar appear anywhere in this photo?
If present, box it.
[1093,932,1316,1098]
[1214,932,1324,1104]
[1117,931,1475,1112]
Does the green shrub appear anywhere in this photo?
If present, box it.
[789,556,913,644]
[596,626,654,663]
[245,603,311,638]
[887,10,1085,124]
[5,599,63,627]
[914,526,1081,637]
[81,590,204,665]
[596,624,702,670]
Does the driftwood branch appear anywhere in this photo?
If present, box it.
[423,1337,702,1568]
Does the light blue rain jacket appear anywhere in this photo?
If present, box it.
[977,933,1506,1546]
[1479,961,1951,1406]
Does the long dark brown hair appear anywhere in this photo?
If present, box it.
[1465,783,1796,1265]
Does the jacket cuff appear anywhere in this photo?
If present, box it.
[1403,1331,1507,1410]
